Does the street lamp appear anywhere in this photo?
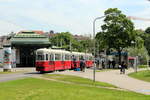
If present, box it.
[93,13,116,82]
[131,41,138,73]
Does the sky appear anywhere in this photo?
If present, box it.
[0,0,150,36]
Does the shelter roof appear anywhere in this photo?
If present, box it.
[10,32,50,45]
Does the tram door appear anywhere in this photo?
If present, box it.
[49,53,55,71]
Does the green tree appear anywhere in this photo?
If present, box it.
[50,32,93,52]
[144,27,150,56]
[128,29,148,65]
[79,39,93,53]
[97,8,135,64]
[128,47,149,65]
[50,32,75,50]
[145,27,150,34]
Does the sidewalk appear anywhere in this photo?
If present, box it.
[0,67,35,72]
[55,68,150,95]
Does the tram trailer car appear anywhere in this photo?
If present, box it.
[35,48,93,72]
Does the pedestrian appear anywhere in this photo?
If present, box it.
[108,60,111,69]
[72,55,77,69]
[120,61,127,74]
[80,56,85,72]
[102,60,105,69]
[96,59,100,69]
[112,60,116,69]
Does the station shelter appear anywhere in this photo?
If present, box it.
[10,31,51,67]
[128,56,138,68]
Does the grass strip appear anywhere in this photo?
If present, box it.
[0,78,149,100]
[128,70,150,82]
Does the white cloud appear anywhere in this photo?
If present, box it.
[0,0,150,35]
[0,20,24,36]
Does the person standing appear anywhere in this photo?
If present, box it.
[80,57,85,72]
[112,60,116,69]
[72,55,77,69]
[108,60,111,69]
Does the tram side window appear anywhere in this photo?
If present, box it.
[62,55,65,61]
[46,54,48,61]
[37,55,44,60]
[79,55,84,60]
[55,54,61,61]
[65,54,70,61]
[89,56,93,60]
[76,56,79,61]
[49,54,54,61]
[85,56,89,60]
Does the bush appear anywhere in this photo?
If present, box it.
[137,65,148,68]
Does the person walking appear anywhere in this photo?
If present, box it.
[102,60,105,69]
[120,61,127,74]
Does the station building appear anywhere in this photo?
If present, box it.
[10,31,51,67]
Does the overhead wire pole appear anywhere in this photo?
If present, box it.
[127,16,150,21]
[93,16,106,82]
[93,13,116,82]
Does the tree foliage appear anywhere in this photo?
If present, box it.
[96,8,135,63]
[128,46,149,65]
[79,39,93,52]
[144,27,150,56]
[133,30,145,49]
[50,32,73,50]
[145,27,150,34]
[50,32,93,52]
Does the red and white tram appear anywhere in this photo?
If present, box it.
[35,48,93,72]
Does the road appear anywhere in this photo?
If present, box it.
[0,68,38,82]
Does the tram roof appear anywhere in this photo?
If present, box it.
[71,52,92,56]
[37,48,93,56]
[36,48,71,54]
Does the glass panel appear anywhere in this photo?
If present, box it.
[49,54,54,61]
[89,56,93,60]
[36,55,44,60]
[46,54,48,60]
[65,54,70,60]
[55,54,61,61]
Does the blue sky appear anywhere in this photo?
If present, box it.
[0,0,150,36]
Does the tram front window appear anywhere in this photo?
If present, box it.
[37,55,44,60]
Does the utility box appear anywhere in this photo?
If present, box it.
[0,48,3,67]
[3,45,12,72]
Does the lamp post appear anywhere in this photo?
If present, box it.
[131,41,137,73]
[93,13,116,82]
[93,16,106,82]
